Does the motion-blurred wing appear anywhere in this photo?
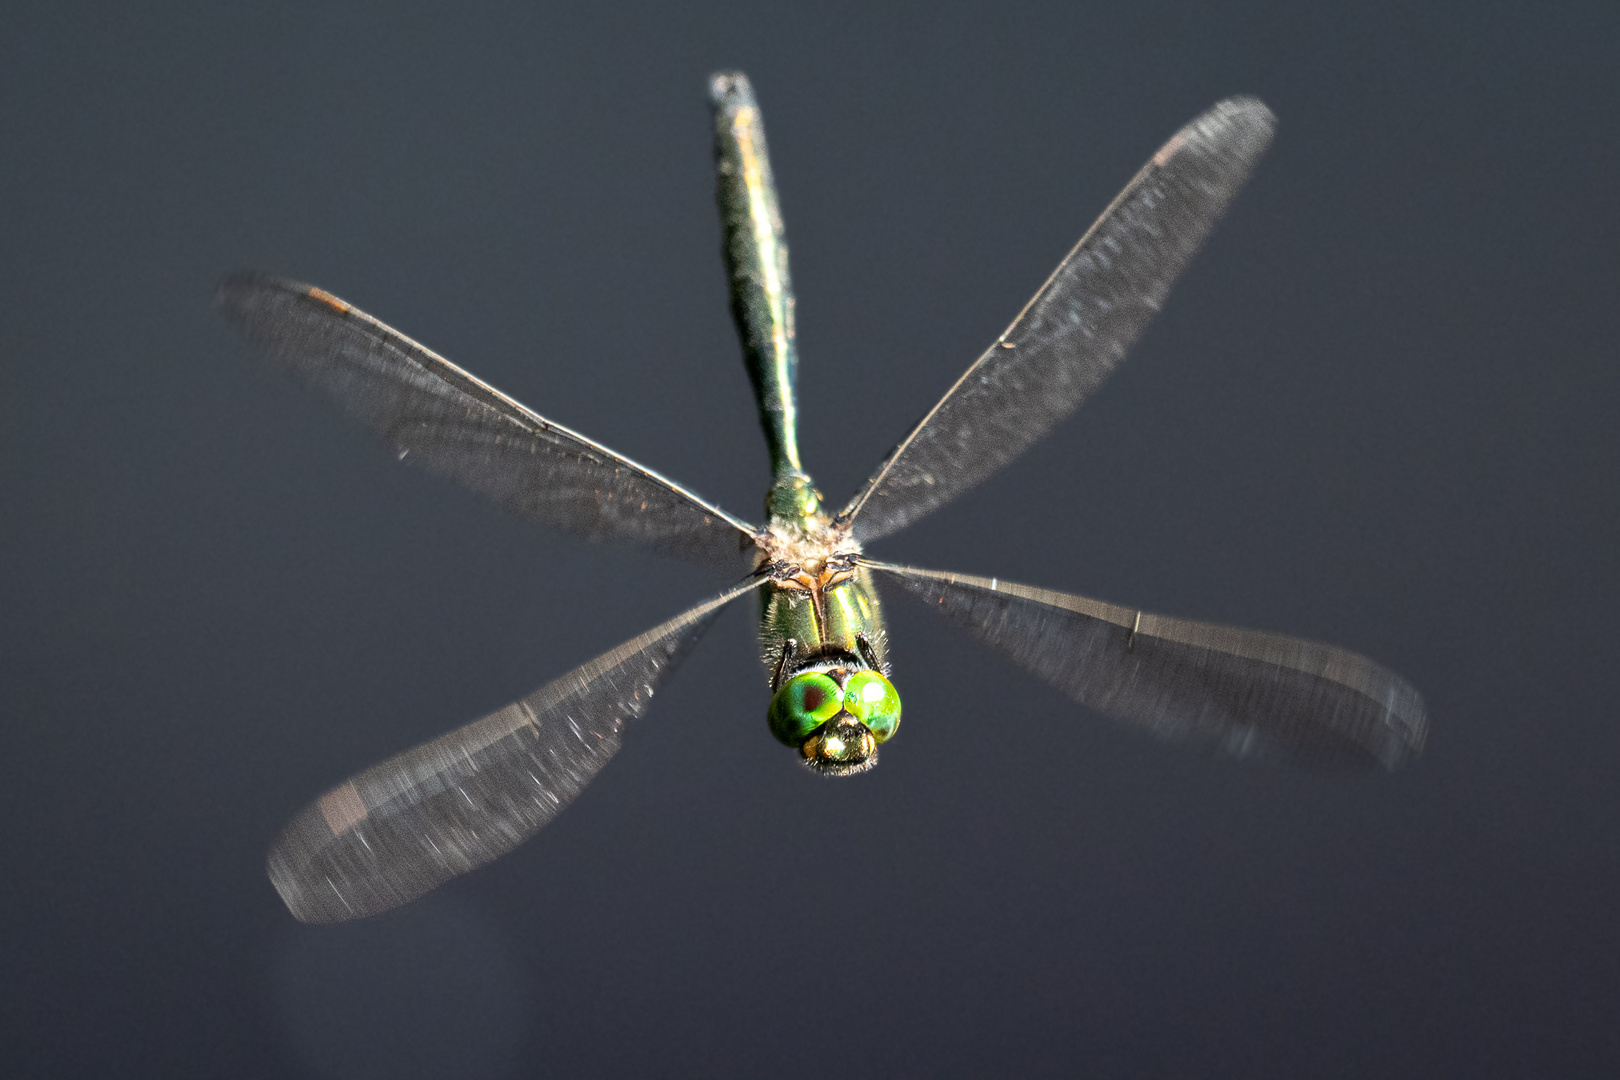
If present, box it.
[267,577,765,923]
[867,561,1425,770]
[218,275,757,565]
[842,99,1275,543]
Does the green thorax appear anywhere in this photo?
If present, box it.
[709,72,824,529]
[760,565,889,683]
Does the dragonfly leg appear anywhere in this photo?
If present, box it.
[772,638,800,690]
[855,632,887,676]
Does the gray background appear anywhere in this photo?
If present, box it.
[4,2,1617,1077]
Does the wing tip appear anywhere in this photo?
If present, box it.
[214,271,341,321]
[1159,96,1277,169]
[1389,696,1431,770]
[1215,94,1276,120]
[1208,95,1277,134]
[266,847,328,924]
[1336,689,1429,773]
[266,807,381,924]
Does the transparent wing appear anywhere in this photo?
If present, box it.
[867,561,1426,770]
[267,577,765,923]
[218,274,758,565]
[842,98,1276,543]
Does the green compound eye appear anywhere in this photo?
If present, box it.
[842,671,901,743]
[768,672,843,745]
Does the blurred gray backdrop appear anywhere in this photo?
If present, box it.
[3,2,1617,1077]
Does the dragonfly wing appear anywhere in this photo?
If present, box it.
[842,99,1276,544]
[267,577,765,923]
[218,275,758,565]
[867,561,1426,771]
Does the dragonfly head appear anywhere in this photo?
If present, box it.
[767,666,901,777]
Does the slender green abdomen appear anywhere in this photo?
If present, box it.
[709,71,822,524]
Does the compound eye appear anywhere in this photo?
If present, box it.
[842,671,901,743]
[768,672,843,745]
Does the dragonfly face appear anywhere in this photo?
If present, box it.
[769,664,902,775]
[221,73,1428,924]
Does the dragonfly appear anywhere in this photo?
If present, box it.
[220,72,1427,923]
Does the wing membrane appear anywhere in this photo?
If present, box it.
[868,561,1426,770]
[842,98,1276,543]
[267,577,765,923]
[218,275,757,565]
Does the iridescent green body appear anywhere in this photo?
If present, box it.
[710,72,897,771]
[759,563,890,684]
